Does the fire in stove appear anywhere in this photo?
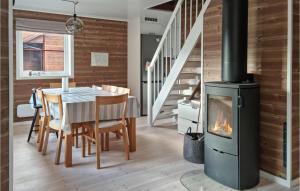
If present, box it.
[211,112,233,138]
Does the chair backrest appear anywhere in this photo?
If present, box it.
[32,88,38,107]
[95,94,128,123]
[102,85,118,93]
[44,94,63,120]
[36,89,46,114]
[117,87,131,95]
[92,85,102,90]
[50,82,76,88]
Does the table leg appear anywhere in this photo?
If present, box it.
[127,118,136,152]
[65,134,73,167]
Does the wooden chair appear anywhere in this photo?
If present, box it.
[102,85,118,93]
[27,88,43,142]
[116,87,131,95]
[41,94,65,164]
[36,89,57,152]
[92,85,103,90]
[49,81,80,147]
[49,82,77,88]
[81,94,130,169]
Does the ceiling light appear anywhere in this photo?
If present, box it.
[63,0,84,34]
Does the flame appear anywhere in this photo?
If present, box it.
[211,112,232,136]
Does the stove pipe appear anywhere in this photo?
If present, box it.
[221,0,248,82]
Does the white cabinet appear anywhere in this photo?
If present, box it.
[177,100,201,134]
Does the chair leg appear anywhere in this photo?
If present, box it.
[42,125,51,155]
[82,126,86,157]
[38,120,47,152]
[55,130,63,164]
[36,119,42,143]
[122,127,130,160]
[76,127,79,148]
[72,128,75,146]
[28,109,38,142]
[115,130,121,139]
[88,127,92,155]
[101,133,104,151]
[95,128,101,169]
[105,132,109,151]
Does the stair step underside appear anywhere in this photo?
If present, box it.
[185,61,201,67]
[190,48,201,56]
[179,73,201,79]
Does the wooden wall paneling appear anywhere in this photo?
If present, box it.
[1,0,10,190]
[203,0,288,177]
[13,10,128,122]
[292,0,299,179]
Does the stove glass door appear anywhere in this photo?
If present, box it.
[207,95,233,139]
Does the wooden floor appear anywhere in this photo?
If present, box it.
[14,117,298,191]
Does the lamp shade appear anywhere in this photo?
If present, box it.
[66,14,84,33]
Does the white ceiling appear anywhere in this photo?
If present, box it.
[13,0,173,21]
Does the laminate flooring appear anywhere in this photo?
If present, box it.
[13,117,299,191]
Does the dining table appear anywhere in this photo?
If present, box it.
[29,87,140,167]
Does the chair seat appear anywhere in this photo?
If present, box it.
[90,120,122,129]
[49,119,62,131]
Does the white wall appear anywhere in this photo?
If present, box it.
[140,10,172,35]
[127,1,171,103]
[127,17,141,103]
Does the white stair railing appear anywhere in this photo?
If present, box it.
[147,0,209,126]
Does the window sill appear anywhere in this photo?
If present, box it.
[16,75,74,80]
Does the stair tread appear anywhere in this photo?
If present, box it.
[173,84,198,90]
[182,68,201,74]
[161,105,178,111]
[157,111,177,120]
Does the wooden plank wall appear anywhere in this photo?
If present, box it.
[0,0,10,190]
[292,0,299,179]
[13,10,128,122]
[203,0,289,178]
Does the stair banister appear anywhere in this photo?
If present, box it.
[148,0,211,125]
[147,0,184,126]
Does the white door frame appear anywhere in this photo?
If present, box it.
[9,0,14,189]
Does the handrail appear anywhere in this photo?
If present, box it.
[148,0,210,126]
[148,0,184,70]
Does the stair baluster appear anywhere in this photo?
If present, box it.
[148,0,211,125]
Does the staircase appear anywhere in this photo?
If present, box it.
[147,0,211,125]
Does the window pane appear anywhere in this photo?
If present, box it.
[23,49,43,71]
[44,51,64,71]
[22,31,65,72]
[23,31,43,71]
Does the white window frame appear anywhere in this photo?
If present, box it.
[16,31,74,80]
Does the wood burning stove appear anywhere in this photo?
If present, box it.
[204,82,259,189]
[203,0,260,189]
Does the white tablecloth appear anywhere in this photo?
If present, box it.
[29,87,140,134]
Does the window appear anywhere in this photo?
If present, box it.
[16,31,73,79]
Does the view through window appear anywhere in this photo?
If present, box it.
[16,31,73,79]
[23,31,64,72]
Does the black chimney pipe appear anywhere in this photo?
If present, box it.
[221,0,248,82]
